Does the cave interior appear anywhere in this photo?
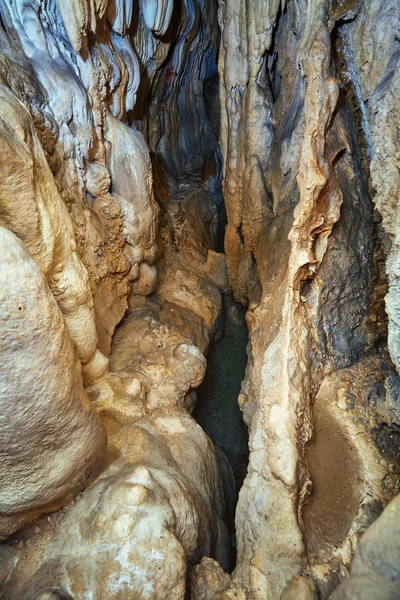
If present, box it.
[0,0,399,599]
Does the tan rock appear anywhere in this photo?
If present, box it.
[0,405,230,599]
[0,83,102,370]
[0,227,107,538]
[332,494,400,599]
[191,558,246,600]
[280,575,318,600]
[203,250,231,295]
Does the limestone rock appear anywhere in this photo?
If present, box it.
[110,303,208,412]
[218,0,400,597]
[280,575,318,600]
[0,227,107,539]
[191,558,246,600]
[342,0,400,373]
[0,372,231,598]
[331,493,400,599]
[0,83,102,372]
[303,354,399,590]
[331,575,400,600]
[0,0,399,598]
[0,0,163,357]
[203,250,231,295]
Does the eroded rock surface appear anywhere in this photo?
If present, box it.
[0,0,399,598]
[0,1,230,587]
[218,0,400,598]
[331,493,400,599]
[0,227,107,538]
[0,0,161,358]
[0,174,233,595]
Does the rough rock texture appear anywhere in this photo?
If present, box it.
[0,0,161,357]
[0,411,230,599]
[0,83,107,381]
[0,0,173,547]
[0,176,233,597]
[331,493,400,599]
[191,557,246,600]
[218,0,400,598]
[0,0,230,588]
[0,0,229,595]
[343,1,400,373]
[0,0,399,598]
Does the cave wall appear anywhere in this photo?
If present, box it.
[0,0,165,360]
[0,0,399,599]
[0,0,235,596]
[218,0,400,598]
[0,0,169,537]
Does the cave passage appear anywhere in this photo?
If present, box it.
[193,294,249,518]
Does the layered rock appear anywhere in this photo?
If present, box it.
[343,0,400,374]
[0,0,229,595]
[218,0,400,598]
[0,161,233,598]
[0,0,161,357]
[0,0,169,544]
[0,0,230,583]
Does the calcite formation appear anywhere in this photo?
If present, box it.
[0,227,107,539]
[0,0,399,599]
[218,0,400,597]
[0,0,160,357]
[0,138,232,597]
[331,493,400,599]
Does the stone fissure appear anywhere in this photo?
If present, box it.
[193,295,250,567]
[0,1,400,599]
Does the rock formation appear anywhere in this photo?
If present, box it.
[331,493,400,599]
[0,0,399,599]
[0,226,107,539]
[218,0,400,597]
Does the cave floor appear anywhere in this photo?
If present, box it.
[193,295,249,493]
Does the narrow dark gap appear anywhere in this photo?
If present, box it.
[186,2,249,570]
[134,0,250,573]
[193,295,249,570]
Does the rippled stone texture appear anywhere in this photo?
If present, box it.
[0,227,107,538]
[0,0,399,598]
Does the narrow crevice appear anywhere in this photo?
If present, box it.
[193,294,249,569]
